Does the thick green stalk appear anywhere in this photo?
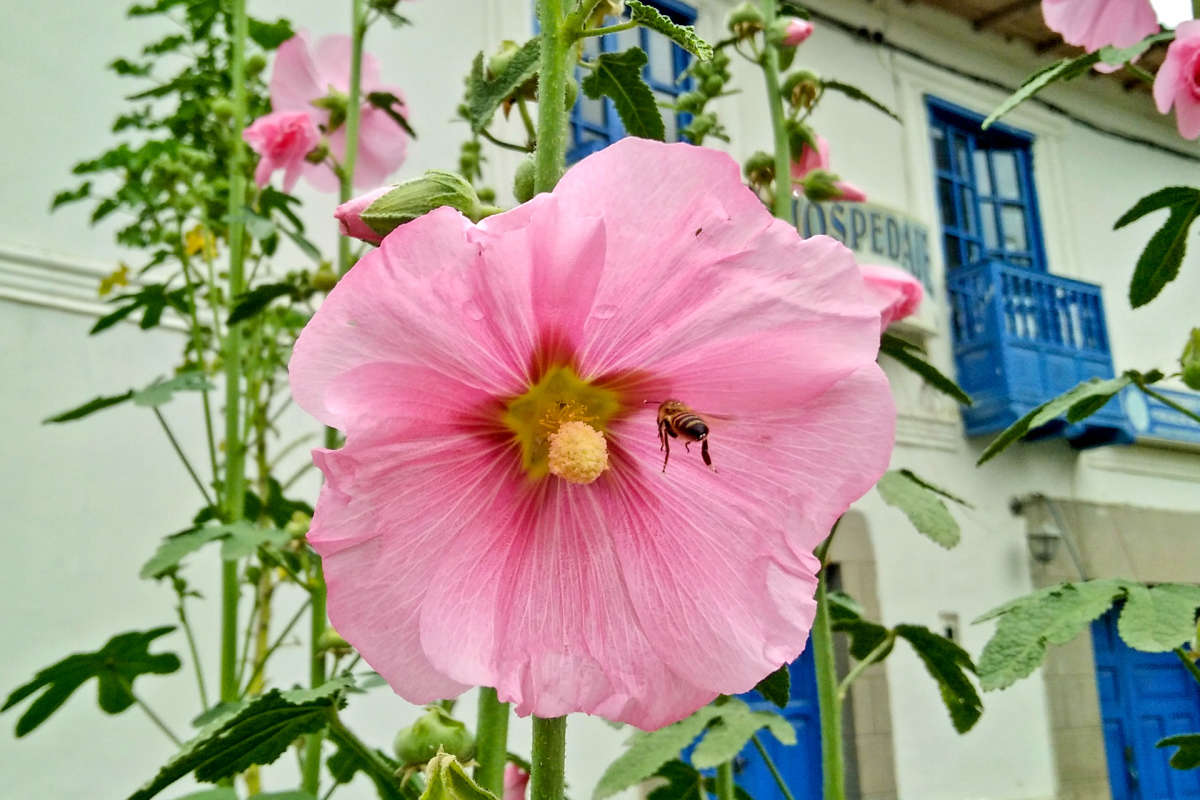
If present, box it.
[715,762,736,800]
[534,0,570,193]
[474,687,511,797]
[530,716,567,800]
[759,0,794,221]
[220,0,249,707]
[337,0,367,277]
[812,569,845,800]
[301,577,328,793]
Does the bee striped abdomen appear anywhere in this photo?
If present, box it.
[656,400,715,472]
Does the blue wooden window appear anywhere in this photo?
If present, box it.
[928,97,1047,272]
[568,0,696,162]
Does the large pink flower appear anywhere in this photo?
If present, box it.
[1041,0,1158,51]
[860,264,924,330]
[243,111,321,192]
[289,139,895,730]
[269,33,409,190]
[1154,20,1200,139]
[791,136,867,203]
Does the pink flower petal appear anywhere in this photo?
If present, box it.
[504,765,530,800]
[860,263,924,330]
[344,107,409,188]
[270,33,324,112]
[336,185,393,244]
[314,35,382,95]
[1042,0,1158,51]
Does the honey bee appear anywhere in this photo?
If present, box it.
[656,400,715,473]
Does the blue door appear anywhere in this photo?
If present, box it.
[733,645,823,799]
[1093,609,1200,799]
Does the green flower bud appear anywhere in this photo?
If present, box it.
[245,53,267,77]
[713,50,732,70]
[487,41,521,80]
[304,142,329,165]
[702,75,725,97]
[727,1,765,38]
[394,707,475,767]
[743,150,775,189]
[212,98,236,119]
[352,171,485,242]
[421,752,495,800]
[1181,328,1200,390]
[675,90,707,114]
[316,627,351,655]
[685,112,717,140]
[477,187,497,205]
[782,70,821,109]
[800,169,843,202]
[514,157,536,204]
[312,265,338,292]
[285,510,312,538]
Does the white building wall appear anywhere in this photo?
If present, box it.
[3,1,1199,799]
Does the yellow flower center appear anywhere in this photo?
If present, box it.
[502,365,621,482]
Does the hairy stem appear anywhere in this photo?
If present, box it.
[534,0,570,193]
[759,0,794,221]
[337,0,367,278]
[530,716,567,800]
[475,687,511,796]
[812,568,845,800]
[302,574,328,794]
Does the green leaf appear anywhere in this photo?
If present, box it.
[879,333,972,406]
[975,579,1129,690]
[645,761,706,800]
[219,522,290,560]
[171,790,239,800]
[753,664,790,709]
[2,627,180,737]
[43,390,134,423]
[228,283,297,325]
[876,469,962,549]
[1118,188,1200,308]
[820,79,900,122]
[625,1,713,60]
[976,373,1137,465]
[982,52,1099,129]
[691,699,794,768]
[127,679,350,800]
[894,624,982,733]
[895,469,972,507]
[833,618,894,662]
[325,725,409,800]
[1117,583,1200,652]
[581,48,665,141]
[133,372,214,408]
[1097,31,1176,68]
[1114,186,1200,229]
[466,39,541,133]
[51,182,92,211]
[1158,733,1200,770]
[91,297,146,334]
[255,794,318,800]
[594,704,722,798]
[140,521,279,579]
[247,17,294,50]
[367,91,417,138]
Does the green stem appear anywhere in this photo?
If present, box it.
[241,595,313,697]
[152,407,214,507]
[327,714,405,799]
[474,687,511,797]
[337,0,367,278]
[837,631,894,702]
[577,20,638,38]
[812,568,846,800]
[715,762,736,800]
[302,572,328,794]
[758,0,794,221]
[119,676,183,748]
[1175,647,1200,686]
[1138,382,1200,426]
[174,591,210,710]
[220,0,249,708]
[531,716,567,800]
[750,734,795,800]
[534,0,570,193]
[517,97,537,144]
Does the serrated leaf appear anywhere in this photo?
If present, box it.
[51,182,92,211]
[594,704,722,798]
[133,372,214,408]
[247,17,294,50]
[228,283,297,325]
[820,79,900,122]
[876,470,961,549]
[982,51,1099,129]
[1097,31,1175,67]
[127,679,350,800]
[2,627,179,737]
[43,390,134,423]
[646,761,706,800]
[141,521,276,579]
[1123,191,1200,308]
[895,624,982,733]
[976,579,1129,690]
[1158,733,1200,770]
[977,373,1137,465]
[625,0,713,60]
[834,618,894,662]
[753,664,790,709]
[691,699,794,768]
[1117,583,1200,652]
[581,48,665,141]
[325,728,408,800]
[219,522,290,560]
[879,333,972,406]
[466,39,541,133]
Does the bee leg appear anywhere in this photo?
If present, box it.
[684,441,691,452]
[701,438,715,472]
[661,431,671,472]
[658,420,667,451]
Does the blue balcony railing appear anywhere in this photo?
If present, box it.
[947,260,1133,447]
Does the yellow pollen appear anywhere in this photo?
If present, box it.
[547,421,609,484]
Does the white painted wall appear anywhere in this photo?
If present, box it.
[3,1,1200,799]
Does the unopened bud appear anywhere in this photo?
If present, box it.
[421,752,496,800]
[768,18,814,47]
[727,2,765,38]
[1181,329,1200,390]
[487,40,521,79]
[394,707,475,767]
[743,150,775,188]
[312,263,338,292]
[514,157,536,203]
[337,171,483,245]
[782,70,821,109]
[305,142,329,165]
[285,510,311,539]
[212,98,236,119]
[317,627,351,655]
[800,169,867,203]
[312,91,349,132]
[701,74,725,96]
[675,90,706,114]
[245,53,267,77]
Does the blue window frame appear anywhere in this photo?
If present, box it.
[928,97,1047,272]
[568,0,696,162]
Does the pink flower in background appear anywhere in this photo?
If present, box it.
[791,136,868,203]
[782,19,814,46]
[335,185,392,244]
[504,764,530,800]
[860,264,924,331]
[1153,20,1200,139]
[243,111,320,192]
[1041,0,1158,51]
[268,33,409,191]
[289,139,895,730]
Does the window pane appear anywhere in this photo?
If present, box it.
[937,179,957,226]
[657,91,678,140]
[967,241,982,264]
[616,26,639,53]
[972,150,992,196]
[931,127,950,172]
[646,33,676,84]
[582,35,601,59]
[943,234,962,268]
[1001,204,1029,251]
[952,134,971,178]
[992,150,1021,199]
[980,200,999,249]
[580,92,606,127]
[958,185,977,234]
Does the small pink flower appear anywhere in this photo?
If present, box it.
[1153,20,1200,140]
[243,111,320,192]
[1041,0,1158,51]
[860,264,924,330]
[289,139,895,730]
[335,186,393,245]
[269,32,409,190]
[504,764,530,800]
[791,137,868,203]
[782,19,814,46]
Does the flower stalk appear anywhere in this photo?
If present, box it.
[530,716,567,800]
[759,0,794,221]
[474,687,511,797]
[534,0,570,193]
[337,0,367,278]
[812,541,845,800]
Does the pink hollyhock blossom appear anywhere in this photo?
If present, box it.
[289,138,895,730]
[860,264,924,330]
[504,764,530,800]
[335,185,393,245]
[791,137,868,203]
[782,18,814,46]
[270,33,409,190]
[1041,0,1158,51]
[243,111,321,192]
[1154,20,1200,139]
